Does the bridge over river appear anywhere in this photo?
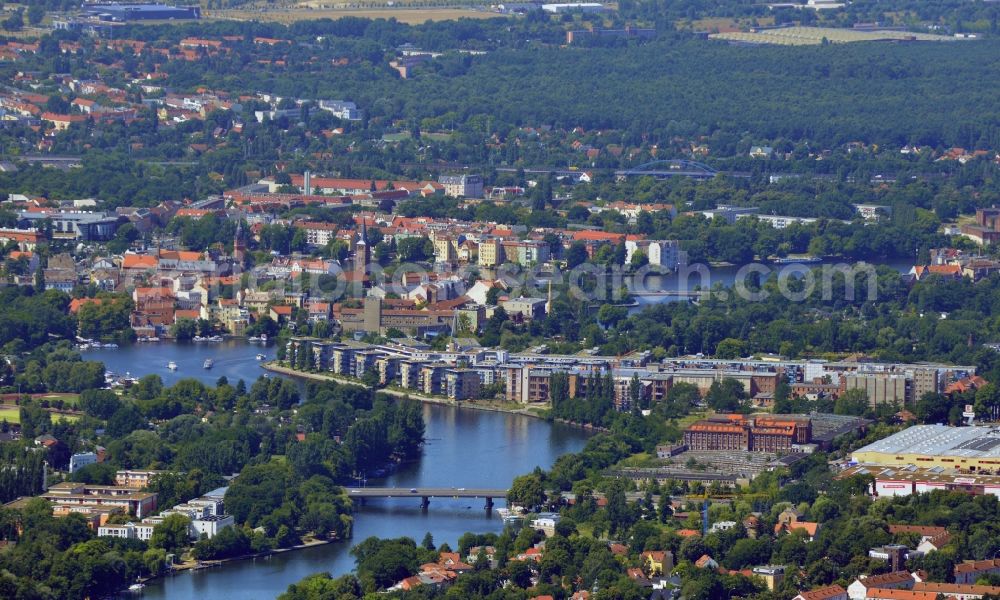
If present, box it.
[346,487,508,509]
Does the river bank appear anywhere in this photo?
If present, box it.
[136,537,337,591]
[260,361,550,419]
[142,399,593,600]
[89,342,592,600]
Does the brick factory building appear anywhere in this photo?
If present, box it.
[683,414,813,453]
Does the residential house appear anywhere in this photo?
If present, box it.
[439,174,484,198]
[114,470,167,490]
[955,559,1000,585]
[466,546,496,567]
[847,572,915,600]
[269,305,293,323]
[888,525,951,554]
[910,582,1000,599]
[501,297,547,321]
[775,520,821,541]
[861,589,936,600]
[44,253,78,292]
[753,566,785,591]
[466,279,507,306]
[794,585,848,600]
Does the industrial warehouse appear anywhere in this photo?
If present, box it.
[851,424,1000,472]
[840,464,1000,497]
[844,425,1000,498]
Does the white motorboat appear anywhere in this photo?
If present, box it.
[167,361,178,371]
[203,359,214,369]
[256,353,266,361]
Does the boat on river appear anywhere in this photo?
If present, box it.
[167,361,178,371]
[495,507,525,523]
[772,255,823,264]
[203,359,214,369]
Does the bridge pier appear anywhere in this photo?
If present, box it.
[421,496,430,509]
[484,497,494,511]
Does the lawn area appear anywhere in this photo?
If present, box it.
[672,411,708,430]
[382,132,412,142]
[615,451,663,469]
[576,521,598,539]
[422,132,453,142]
[39,393,80,408]
[0,405,81,424]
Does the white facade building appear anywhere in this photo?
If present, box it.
[439,174,484,198]
[317,100,361,120]
[68,452,97,473]
[625,239,680,269]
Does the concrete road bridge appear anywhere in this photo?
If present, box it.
[345,487,508,509]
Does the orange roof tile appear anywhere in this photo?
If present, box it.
[122,254,157,269]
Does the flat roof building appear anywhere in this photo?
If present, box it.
[541,2,607,12]
[851,425,1000,473]
[82,4,201,21]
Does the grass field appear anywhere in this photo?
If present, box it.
[39,393,80,408]
[382,132,412,142]
[0,405,82,424]
[673,410,709,430]
[615,451,660,468]
[422,132,454,142]
[0,408,19,424]
[205,7,503,24]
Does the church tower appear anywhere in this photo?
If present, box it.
[354,220,370,285]
[233,221,247,265]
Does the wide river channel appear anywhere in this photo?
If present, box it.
[88,341,593,599]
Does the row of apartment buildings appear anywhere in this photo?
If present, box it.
[286,338,974,408]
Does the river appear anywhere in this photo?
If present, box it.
[85,342,592,599]
[629,257,913,309]
[87,257,911,597]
